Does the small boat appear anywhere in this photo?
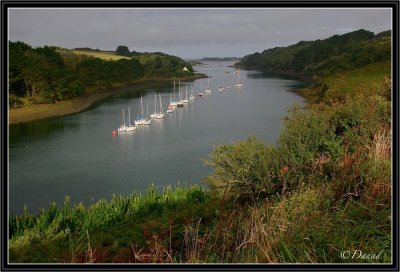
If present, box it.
[134,95,147,125]
[182,86,189,103]
[126,107,137,131]
[170,81,178,107]
[118,109,128,132]
[218,86,224,92]
[176,81,184,107]
[156,94,165,119]
[198,92,204,97]
[150,93,159,119]
[167,94,175,113]
[234,68,243,88]
[189,85,195,100]
[204,71,212,94]
[144,104,152,125]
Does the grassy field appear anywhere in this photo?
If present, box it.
[292,60,391,104]
[324,60,391,100]
[72,50,131,61]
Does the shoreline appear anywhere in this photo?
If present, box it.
[9,74,206,124]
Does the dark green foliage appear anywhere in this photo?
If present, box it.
[204,137,280,202]
[116,45,130,56]
[8,41,194,106]
[238,29,391,77]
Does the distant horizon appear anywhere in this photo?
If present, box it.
[9,28,390,61]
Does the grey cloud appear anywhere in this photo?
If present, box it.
[8,8,392,58]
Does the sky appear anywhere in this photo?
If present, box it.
[8,8,392,59]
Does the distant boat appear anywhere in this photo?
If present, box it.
[189,85,195,100]
[204,71,212,94]
[219,86,224,92]
[144,104,152,125]
[182,86,189,103]
[127,107,137,131]
[235,68,243,88]
[170,81,178,107]
[150,93,159,118]
[176,81,184,107]
[156,94,165,119]
[167,94,174,113]
[134,95,147,125]
[198,92,204,97]
[118,109,128,132]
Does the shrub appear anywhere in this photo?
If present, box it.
[9,93,24,108]
[204,137,280,202]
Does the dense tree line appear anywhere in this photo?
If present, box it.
[9,42,193,107]
[237,29,391,76]
[116,45,194,77]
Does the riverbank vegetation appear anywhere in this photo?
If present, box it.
[9,42,194,108]
[8,30,393,263]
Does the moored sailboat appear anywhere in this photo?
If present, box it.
[134,95,147,125]
[118,109,128,132]
[150,93,159,119]
[189,85,195,100]
[234,68,243,88]
[204,71,212,94]
[156,94,165,119]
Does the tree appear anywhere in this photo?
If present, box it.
[116,45,130,56]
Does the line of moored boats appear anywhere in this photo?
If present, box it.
[113,70,243,135]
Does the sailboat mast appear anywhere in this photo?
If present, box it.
[154,93,157,114]
[173,81,176,100]
[159,94,163,113]
[128,107,130,126]
[141,95,144,118]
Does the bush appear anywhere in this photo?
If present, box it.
[204,137,280,202]
[9,93,24,108]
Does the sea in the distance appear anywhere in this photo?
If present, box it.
[8,61,305,215]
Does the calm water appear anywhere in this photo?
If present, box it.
[9,61,305,215]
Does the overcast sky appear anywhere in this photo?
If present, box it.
[8,8,392,59]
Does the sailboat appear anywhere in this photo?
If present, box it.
[126,107,137,131]
[144,103,152,125]
[182,86,189,103]
[189,85,195,100]
[170,81,178,107]
[205,71,212,94]
[134,95,146,125]
[156,94,165,119]
[150,93,159,118]
[235,68,243,88]
[177,80,184,107]
[118,109,128,132]
[167,94,174,113]
[198,81,204,97]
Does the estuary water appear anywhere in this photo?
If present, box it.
[9,61,305,215]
